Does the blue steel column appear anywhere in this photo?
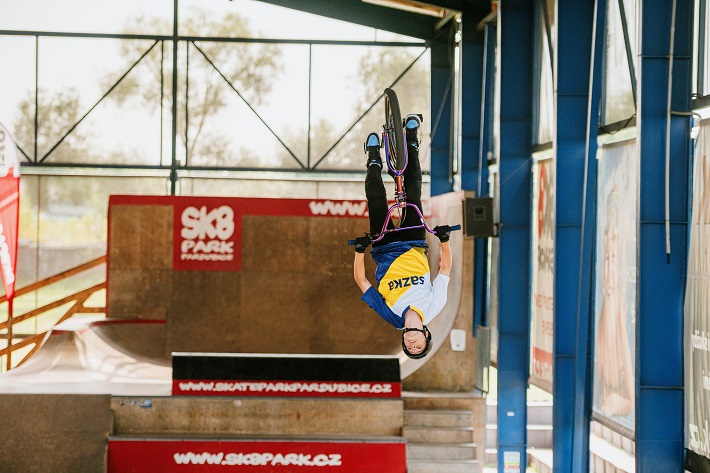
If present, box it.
[430,31,455,196]
[460,11,490,333]
[637,0,692,471]
[475,22,496,331]
[553,0,597,472]
[460,13,484,192]
[497,1,534,472]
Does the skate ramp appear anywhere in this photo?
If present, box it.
[107,192,475,387]
[0,317,171,395]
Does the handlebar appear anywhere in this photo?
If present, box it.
[347,224,461,246]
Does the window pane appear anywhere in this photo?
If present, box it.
[2,175,167,337]
[603,0,636,125]
[0,0,173,35]
[536,3,555,145]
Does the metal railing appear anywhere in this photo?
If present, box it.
[0,256,107,370]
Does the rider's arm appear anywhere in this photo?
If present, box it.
[438,240,452,277]
[354,252,373,293]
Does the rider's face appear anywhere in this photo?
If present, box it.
[403,331,426,354]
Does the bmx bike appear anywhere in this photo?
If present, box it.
[348,88,460,247]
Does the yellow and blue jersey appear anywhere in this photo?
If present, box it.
[361,240,449,329]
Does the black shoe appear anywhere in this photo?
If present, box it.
[364,132,382,168]
[404,114,422,144]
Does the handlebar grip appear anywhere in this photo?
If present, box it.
[450,224,461,231]
[347,240,356,246]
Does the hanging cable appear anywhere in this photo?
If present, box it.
[664,0,677,264]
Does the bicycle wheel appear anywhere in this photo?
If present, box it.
[384,88,405,172]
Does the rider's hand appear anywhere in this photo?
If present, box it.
[354,236,371,253]
[433,225,451,243]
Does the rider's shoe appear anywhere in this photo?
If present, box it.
[404,114,422,130]
[364,132,382,168]
[404,114,422,145]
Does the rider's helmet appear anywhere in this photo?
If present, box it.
[401,325,432,359]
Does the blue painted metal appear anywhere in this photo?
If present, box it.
[430,32,455,196]
[460,17,484,192]
[497,1,534,471]
[256,0,436,40]
[571,1,605,471]
[460,12,491,334]
[637,0,692,471]
[553,1,597,472]
[474,21,496,332]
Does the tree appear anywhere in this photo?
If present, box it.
[106,8,284,168]
[14,87,90,165]
[352,46,429,117]
[272,46,430,171]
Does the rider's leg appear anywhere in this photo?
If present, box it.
[364,133,392,245]
[403,115,422,205]
[400,114,424,231]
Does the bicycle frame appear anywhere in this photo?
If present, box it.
[371,128,428,244]
[347,89,461,248]
[371,201,436,243]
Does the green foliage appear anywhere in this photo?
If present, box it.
[105,8,284,165]
[14,88,90,163]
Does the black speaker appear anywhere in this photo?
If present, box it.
[464,197,497,237]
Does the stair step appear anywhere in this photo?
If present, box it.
[407,442,477,461]
[404,409,473,428]
[407,459,480,473]
[403,425,475,443]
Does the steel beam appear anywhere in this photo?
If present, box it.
[553,1,598,472]
[496,1,534,471]
[430,29,456,195]
[636,0,692,471]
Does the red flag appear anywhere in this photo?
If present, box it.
[0,122,20,300]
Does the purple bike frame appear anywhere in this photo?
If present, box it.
[347,123,462,248]
[370,129,430,244]
[371,201,435,243]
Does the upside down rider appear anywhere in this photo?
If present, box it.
[352,113,453,359]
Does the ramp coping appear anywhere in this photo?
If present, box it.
[172,353,399,360]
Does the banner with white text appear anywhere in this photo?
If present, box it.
[530,157,554,392]
[108,439,406,473]
[109,195,375,272]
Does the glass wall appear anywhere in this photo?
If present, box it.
[0,0,433,368]
[602,0,637,125]
[535,0,555,145]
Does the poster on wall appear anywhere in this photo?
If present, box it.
[592,139,638,433]
[530,157,554,392]
[684,120,710,472]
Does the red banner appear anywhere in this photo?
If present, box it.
[0,122,20,300]
[172,379,402,398]
[108,439,406,473]
[110,195,372,272]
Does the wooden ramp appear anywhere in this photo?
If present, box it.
[106,192,474,383]
[0,192,481,473]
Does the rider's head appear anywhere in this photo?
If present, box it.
[402,324,432,359]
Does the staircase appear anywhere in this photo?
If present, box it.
[402,395,484,473]
[485,400,553,471]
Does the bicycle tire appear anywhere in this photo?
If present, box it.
[384,88,405,172]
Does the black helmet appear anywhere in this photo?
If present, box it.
[401,325,432,359]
